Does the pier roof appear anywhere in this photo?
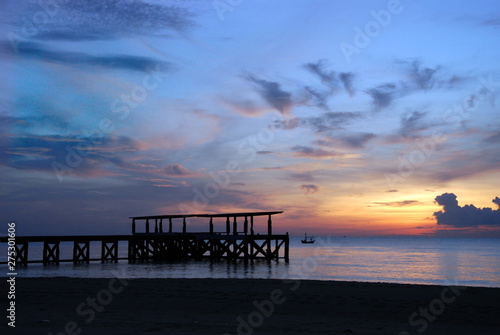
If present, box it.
[130,211,283,220]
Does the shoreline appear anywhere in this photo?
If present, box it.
[1,277,499,334]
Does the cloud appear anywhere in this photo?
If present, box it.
[339,72,355,96]
[13,42,170,72]
[372,200,420,207]
[365,83,400,111]
[300,184,319,195]
[285,172,315,182]
[365,60,463,111]
[0,134,151,177]
[274,111,362,133]
[246,75,293,114]
[13,0,194,41]
[433,193,500,227]
[291,145,341,159]
[484,129,500,143]
[314,131,376,150]
[406,60,439,90]
[304,59,355,95]
[164,164,197,177]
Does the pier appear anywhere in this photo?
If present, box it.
[0,211,289,265]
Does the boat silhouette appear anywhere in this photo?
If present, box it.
[301,233,315,244]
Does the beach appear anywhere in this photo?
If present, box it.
[2,277,499,335]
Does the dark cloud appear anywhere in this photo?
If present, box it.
[398,111,434,138]
[303,86,330,110]
[291,145,341,159]
[164,164,196,177]
[339,72,355,96]
[366,60,463,111]
[246,75,293,114]
[406,60,439,90]
[482,18,500,26]
[315,132,375,149]
[256,151,273,155]
[274,111,362,133]
[13,42,169,72]
[304,60,355,95]
[385,189,398,193]
[365,83,400,111]
[304,60,336,87]
[0,134,148,177]
[484,129,500,143]
[15,0,194,41]
[300,184,319,195]
[372,200,420,207]
[286,172,315,182]
[433,193,500,227]
[339,132,376,148]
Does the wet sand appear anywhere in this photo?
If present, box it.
[1,277,499,334]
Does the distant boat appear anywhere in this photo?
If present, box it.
[301,233,315,244]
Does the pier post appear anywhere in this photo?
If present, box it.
[284,233,289,262]
[267,214,272,235]
[183,217,187,233]
[15,242,29,266]
[73,240,90,264]
[169,218,173,233]
[233,216,237,235]
[102,240,118,263]
[43,241,60,265]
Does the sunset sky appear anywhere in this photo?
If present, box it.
[1,0,499,237]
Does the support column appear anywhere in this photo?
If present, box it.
[209,217,214,234]
[268,215,272,235]
[250,216,254,235]
[155,219,158,233]
[226,217,230,234]
[169,218,173,233]
[43,241,60,265]
[146,219,150,234]
[284,232,289,262]
[15,242,29,266]
[73,240,90,264]
[182,217,186,233]
[132,218,136,234]
[233,216,237,235]
[160,218,163,233]
[244,216,248,235]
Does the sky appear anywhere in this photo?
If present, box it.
[1,0,500,237]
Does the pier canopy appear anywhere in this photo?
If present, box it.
[130,211,284,235]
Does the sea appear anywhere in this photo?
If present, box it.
[2,237,500,288]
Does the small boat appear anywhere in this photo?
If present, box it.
[301,233,315,244]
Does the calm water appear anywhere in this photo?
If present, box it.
[2,237,500,287]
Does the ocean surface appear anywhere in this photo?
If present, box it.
[2,237,500,287]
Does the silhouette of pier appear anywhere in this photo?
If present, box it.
[0,211,289,265]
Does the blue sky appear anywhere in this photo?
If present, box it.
[1,0,500,236]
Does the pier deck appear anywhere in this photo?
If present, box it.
[1,211,289,265]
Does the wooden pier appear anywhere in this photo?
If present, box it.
[0,211,289,265]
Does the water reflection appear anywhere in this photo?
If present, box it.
[6,237,500,287]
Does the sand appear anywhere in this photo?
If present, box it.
[1,277,499,335]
